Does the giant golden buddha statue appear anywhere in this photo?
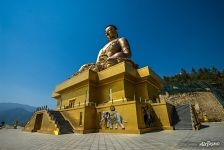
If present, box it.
[75,25,136,75]
[24,25,175,135]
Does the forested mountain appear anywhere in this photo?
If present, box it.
[164,67,224,85]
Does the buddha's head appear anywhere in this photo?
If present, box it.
[105,25,118,41]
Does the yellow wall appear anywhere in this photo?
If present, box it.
[124,79,135,100]
[147,83,160,100]
[39,111,58,134]
[96,79,125,103]
[151,103,173,129]
[61,107,85,132]
[135,102,149,129]
[166,102,174,125]
[96,101,139,131]
[135,82,149,100]
[84,106,98,132]
[58,84,88,109]
[89,82,97,103]
[23,114,36,132]
[53,62,164,110]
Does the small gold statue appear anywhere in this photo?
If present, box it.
[74,25,135,75]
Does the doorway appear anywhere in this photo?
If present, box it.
[33,113,43,132]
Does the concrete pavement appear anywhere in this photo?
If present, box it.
[0,122,223,150]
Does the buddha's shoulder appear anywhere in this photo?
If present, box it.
[118,37,128,42]
[118,37,129,45]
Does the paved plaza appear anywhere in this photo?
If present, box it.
[0,122,223,150]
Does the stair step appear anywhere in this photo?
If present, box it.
[172,104,194,130]
[48,111,74,134]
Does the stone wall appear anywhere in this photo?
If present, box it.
[160,92,224,122]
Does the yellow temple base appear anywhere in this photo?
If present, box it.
[24,62,173,134]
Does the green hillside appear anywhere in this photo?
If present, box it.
[163,67,224,106]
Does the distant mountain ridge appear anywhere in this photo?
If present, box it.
[0,103,36,126]
[0,102,36,112]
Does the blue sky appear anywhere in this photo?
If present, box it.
[1,0,224,108]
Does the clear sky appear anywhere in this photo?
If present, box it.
[1,0,224,108]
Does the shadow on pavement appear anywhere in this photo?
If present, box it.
[200,124,210,129]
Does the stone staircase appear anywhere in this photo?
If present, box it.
[212,89,224,107]
[172,104,193,130]
[48,110,74,134]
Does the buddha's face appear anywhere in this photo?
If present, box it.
[105,26,118,41]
